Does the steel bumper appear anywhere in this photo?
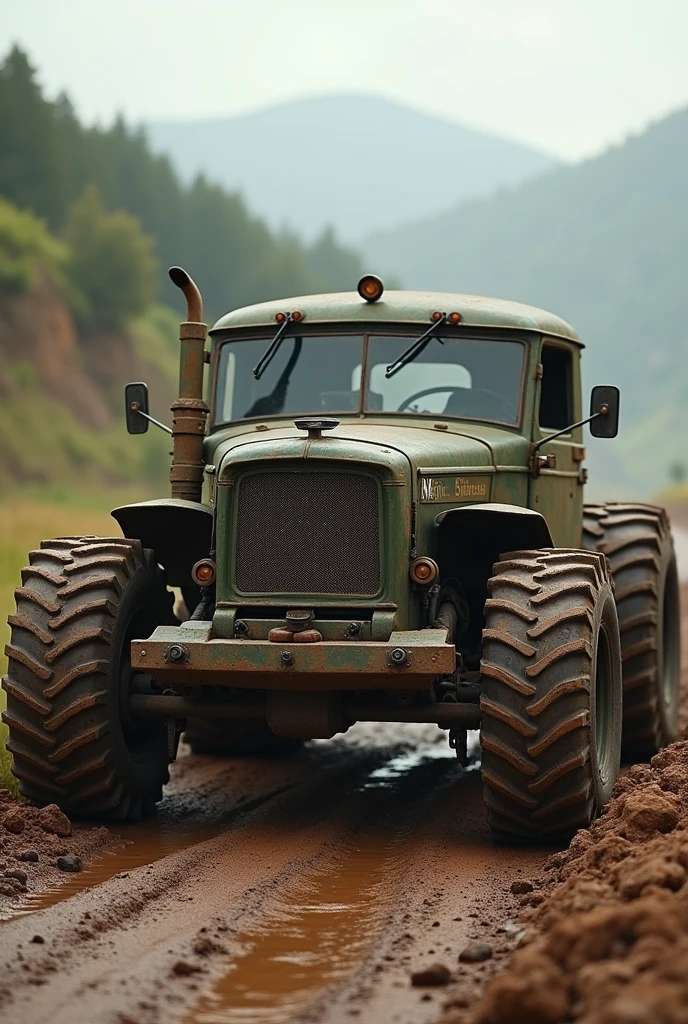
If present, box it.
[131,624,456,690]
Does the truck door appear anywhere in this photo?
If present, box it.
[530,341,583,547]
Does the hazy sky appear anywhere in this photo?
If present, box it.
[3,0,687,160]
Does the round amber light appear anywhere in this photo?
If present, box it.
[448,311,462,324]
[409,556,440,586]
[431,311,443,322]
[275,312,286,323]
[292,309,303,321]
[191,559,216,586]
[357,275,384,303]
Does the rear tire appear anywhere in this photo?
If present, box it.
[583,503,681,758]
[184,718,303,757]
[2,537,175,820]
[480,549,622,842]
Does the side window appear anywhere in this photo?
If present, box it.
[539,344,572,430]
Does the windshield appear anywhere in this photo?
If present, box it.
[215,333,525,426]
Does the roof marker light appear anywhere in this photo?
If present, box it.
[357,275,384,303]
[448,311,462,325]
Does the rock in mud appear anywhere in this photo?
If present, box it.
[0,879,25,895]
[56,854,82,873]
[4,868,28,884]
[172,960,202,977]
[411,963,452,986]
[2,810,25,834]
[459,941,493,963]
[510,880,533,895]
[17,850,39,862]
[618,786,679,842]
[37,804,72,837]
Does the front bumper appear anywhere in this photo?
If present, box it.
[131,623,456,690]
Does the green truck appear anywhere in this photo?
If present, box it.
[3,271,681,841]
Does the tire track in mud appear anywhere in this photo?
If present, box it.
[0,729,549,1024]
[0,732,441,1022]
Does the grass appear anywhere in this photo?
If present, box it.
[0,488,145,794]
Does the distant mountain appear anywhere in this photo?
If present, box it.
[365,107,688,495]
[146,95,558,242]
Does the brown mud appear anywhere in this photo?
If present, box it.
[0,727,542,1024]
[0,792,124,917]
[0,581,684,1023]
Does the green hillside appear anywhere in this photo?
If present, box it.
[366,108,688,494]
[0,46,363,321]
[0,45,368,493]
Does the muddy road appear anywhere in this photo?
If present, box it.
[0,726,541,1024]
[2,533,687,1024]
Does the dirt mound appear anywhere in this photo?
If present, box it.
[0,790,123,914]
[441,742,688,1023]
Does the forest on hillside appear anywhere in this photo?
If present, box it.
[0,46,365,491]
[0,46,362,324]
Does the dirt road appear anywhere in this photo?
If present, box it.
[1,531,686,1024]
[0,725,543,1024]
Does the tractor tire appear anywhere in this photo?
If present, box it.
[184,718,303,757]
[480,549,622,843]
[583,502,681,758]
[2,537,176,820]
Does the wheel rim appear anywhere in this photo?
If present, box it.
[661,557,681,718]
[594,623,614,786]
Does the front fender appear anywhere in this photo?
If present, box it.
[111,498,213,586]
[437,502,553,554]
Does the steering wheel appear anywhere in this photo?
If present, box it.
[397,386,517,421]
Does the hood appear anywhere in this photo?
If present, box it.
[210,417,530,488]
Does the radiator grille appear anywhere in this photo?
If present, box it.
[235,471,380,595]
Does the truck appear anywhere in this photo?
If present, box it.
[3,270,681,841]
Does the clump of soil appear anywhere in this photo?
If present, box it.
[442,741,688,1023]
[0,790,122,913]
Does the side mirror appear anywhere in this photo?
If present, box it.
[589,385,620,438]
[125,382,150,434]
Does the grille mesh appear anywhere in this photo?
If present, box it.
[235,471,380,595]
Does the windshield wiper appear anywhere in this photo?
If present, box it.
[253,313,295,380]
[385,314,448,378]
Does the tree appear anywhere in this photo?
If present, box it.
[64,186,158,330]
[0,47,65,224]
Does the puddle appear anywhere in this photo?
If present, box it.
[186,744,460,1024]
[6,782,291,920]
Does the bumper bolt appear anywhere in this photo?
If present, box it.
[280,650,293,666]
[389,647,409,666]
[164,643,188,664]
[235,619,249,637]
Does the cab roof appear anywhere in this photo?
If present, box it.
[211,289,583,346]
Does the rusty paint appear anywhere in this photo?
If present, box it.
[130,627,456,691]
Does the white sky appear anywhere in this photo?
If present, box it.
[3,0,688,160]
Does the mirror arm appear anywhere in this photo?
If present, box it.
[534,406,608,452]
[130,403,173,435]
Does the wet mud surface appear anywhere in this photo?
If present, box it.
[0,727,543,1024]
[0,557,685,1024]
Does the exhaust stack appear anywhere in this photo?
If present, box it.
[168,267,209,503]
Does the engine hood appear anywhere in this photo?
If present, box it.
[210,417,530,491]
